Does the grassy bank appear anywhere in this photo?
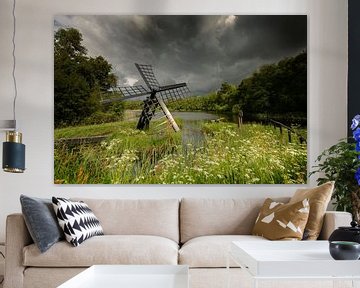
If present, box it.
[54,121,307,184]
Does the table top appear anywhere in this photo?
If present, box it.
[231,240,360,278]
[57,265,189,288]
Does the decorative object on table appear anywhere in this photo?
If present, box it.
[1,0,25,173]
[289,181,334,240]
[252,198,310,240]
[310,114,360,222]
[329,220,360,244]
[52,197,104,247]
[329,241,360,260]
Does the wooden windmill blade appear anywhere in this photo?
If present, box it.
[100,85,150,104]
[118,85,150,99]
[135,63,160,90]
[158,84,191,102]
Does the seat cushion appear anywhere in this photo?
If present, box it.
[23,235,178,267]
[179,235,267,268]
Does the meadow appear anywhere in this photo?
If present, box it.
[54,119,307,184]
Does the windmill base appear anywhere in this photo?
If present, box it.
[136,94,180,132]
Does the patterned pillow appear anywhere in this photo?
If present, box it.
[289,181,334,240]
[252,198,310,240]
[52,197,104,247]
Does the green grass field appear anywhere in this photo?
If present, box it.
[54,120,307,184]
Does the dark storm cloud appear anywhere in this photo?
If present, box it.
[55,15,307,95]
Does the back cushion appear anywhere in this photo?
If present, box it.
[180,198,289,243]
[72,198,179,243]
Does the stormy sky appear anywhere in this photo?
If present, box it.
[54,15,307,95]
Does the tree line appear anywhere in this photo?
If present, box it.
[168,51,306,121]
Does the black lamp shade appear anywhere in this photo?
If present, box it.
[2,141,25,173]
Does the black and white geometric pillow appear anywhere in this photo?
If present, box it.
[52,197,104,247]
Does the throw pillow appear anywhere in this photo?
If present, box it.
[20,195,64,253]
[52,197,104,247]
[252,198,310,240]
[289,181,334,240]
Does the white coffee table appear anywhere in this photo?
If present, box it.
[57,265,189,288]
[228,241,360,288]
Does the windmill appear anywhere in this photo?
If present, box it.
[101,63,191,132]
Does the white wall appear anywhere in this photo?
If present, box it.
[0,0,348,242]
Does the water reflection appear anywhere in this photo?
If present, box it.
[172,111,221,150]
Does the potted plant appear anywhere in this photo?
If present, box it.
[310,115,360,222]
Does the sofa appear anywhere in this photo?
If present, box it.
[4,198,352,288]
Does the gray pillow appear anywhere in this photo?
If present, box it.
[20,195,64,253]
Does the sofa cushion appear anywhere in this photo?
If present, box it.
[72,198,179,243]
[23,235,178,267]
[252,198,310,240]
[20,195,64,253]
[52,197,104,247]
[179,235,267,268]
[290,181,334,240]
[180,198,289,243]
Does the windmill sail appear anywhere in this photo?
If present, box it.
[158,84,191,102]
[135,63,160,90]
[102,63,190,132]
[119,85,150,98]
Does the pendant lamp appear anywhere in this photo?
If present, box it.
[1,0,26,173]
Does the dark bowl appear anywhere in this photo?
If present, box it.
[329,241,360,260]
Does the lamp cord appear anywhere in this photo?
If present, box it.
[11,0,17,128]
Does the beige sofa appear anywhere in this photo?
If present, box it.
[4,198,352,288]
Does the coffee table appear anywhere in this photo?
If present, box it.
[228,241,360,288]
[57,265,189,288]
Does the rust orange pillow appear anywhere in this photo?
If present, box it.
[252,198,310,240]
[289,181,334,240]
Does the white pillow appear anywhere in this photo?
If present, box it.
[52,197,103,246]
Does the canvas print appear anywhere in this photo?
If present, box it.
[54,15,307,184]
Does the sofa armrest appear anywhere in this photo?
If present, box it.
[4,213,33,288]
[318,211,352,240]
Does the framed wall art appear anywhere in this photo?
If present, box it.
[54,15,307,184]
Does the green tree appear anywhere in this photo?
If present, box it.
[215,82,238,112]
[237,51,307,117]
[54,28,118,127]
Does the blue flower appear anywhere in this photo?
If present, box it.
[352,115,360,130]
[356,167,360,186]
[357,141,360,152]
[353,128,360,142]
